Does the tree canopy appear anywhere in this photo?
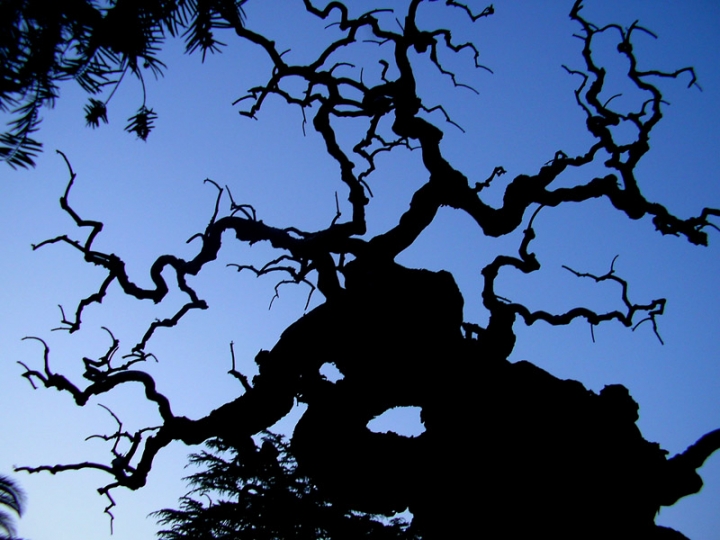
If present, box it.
[1,0,247,167]
[153,432,418,539]
[1,1,720,539]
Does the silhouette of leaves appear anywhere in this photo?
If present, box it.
[0,0,247,167]
[84,99,109,128]
[125,106,158,140]
[153,434,418,540]
[0,474,25,539]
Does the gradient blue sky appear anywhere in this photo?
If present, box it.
[1,1,719,539]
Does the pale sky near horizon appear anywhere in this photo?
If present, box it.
[1,1,720,539]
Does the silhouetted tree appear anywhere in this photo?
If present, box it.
[0,475,25,540]
[153,433,418,539]
[9,1,720,538]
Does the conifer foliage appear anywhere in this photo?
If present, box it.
[153,433,417,540]
[0,0,246,167]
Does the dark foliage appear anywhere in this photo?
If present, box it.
[0,475,25,540]
[124,105,158,140]
[84,97,108,128]
[153,433,418,540]
[0,0,246,168]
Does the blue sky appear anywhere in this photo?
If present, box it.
[1,1,719,538]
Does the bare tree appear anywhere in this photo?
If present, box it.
[10,1,720,538]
